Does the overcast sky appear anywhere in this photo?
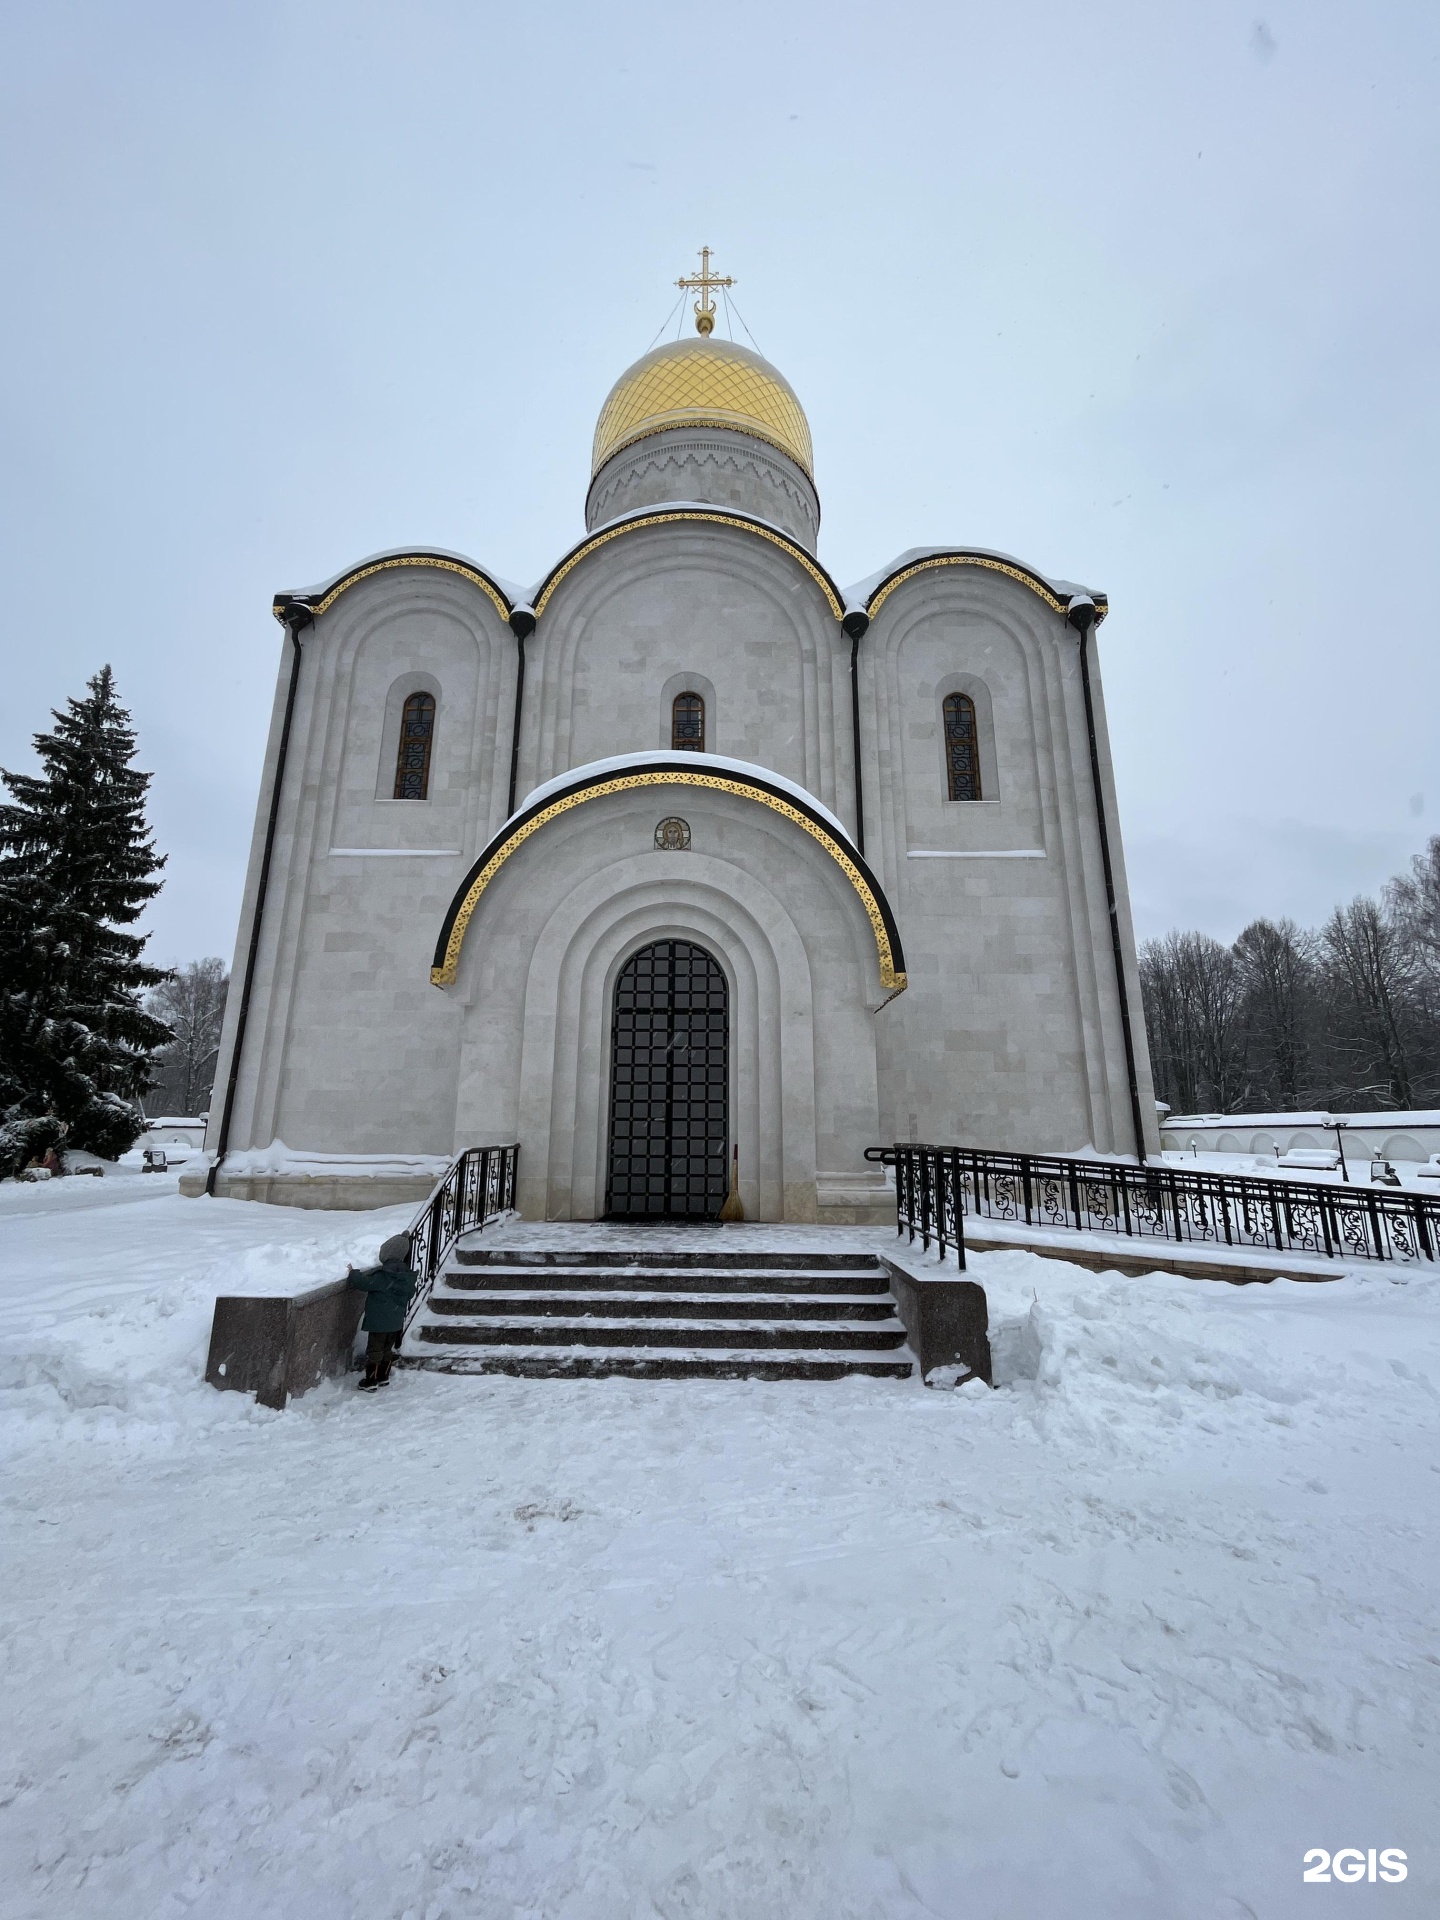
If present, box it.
[2,0,1436,970]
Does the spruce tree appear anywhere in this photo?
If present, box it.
[0,666,172,1170]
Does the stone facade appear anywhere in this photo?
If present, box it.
[206,336,1158,1218]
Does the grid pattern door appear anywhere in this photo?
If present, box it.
[606,940,729,1218]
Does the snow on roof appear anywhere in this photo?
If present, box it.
[843,546,1101,616]
[527,501,835,605]
[515,750,856,849]
[583,498,808,546]
[277,525,1100,632]
[279,546,526,609]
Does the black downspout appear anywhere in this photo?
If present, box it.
[842,609,869,855]
[505,608,536,818]
[1067,595,1148,1162]
[205,605,311,1195]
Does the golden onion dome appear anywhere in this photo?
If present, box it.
[591,336,814,482]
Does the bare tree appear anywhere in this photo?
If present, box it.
[1233,918,1315,1108]
[1139,935,1193,1111]
[1319,898,1418,1109]
[1139,930,1243,1113]
[1141,836,1440,1117]
[144,959,228,1116]
[1387,837,1440,1011]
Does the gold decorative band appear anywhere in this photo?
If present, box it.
[533,511,844,621]
[289,555,512,622]
[865,553,1107,622]
[431,770,905,992]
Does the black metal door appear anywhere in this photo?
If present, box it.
[605,939,729,1219]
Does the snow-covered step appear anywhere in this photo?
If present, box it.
[407,1345,915,1381]
[416,1316,906,1352]
[403,1242,916,1381]
[443,1263,891,1295]
[426,1290,899,1321]
[454,1246,886,1269]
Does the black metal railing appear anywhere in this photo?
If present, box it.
[403,1143,519,1334]
[865,1144,1440,1268]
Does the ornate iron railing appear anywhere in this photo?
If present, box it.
[403,1143,519,1334]
[865,1144,1440,1268]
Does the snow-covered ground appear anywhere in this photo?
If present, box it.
[2,1175,1437,1917]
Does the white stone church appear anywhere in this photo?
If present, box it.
[202,262,1158,1223]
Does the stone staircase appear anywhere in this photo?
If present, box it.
[404,1240,914,1380]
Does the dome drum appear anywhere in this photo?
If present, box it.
[585,425,821,549]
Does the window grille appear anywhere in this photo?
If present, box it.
[671,692,705,752]
[394,691,436,799]
[943,692,981,802]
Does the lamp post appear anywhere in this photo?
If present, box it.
[1324,1117,1351,1184]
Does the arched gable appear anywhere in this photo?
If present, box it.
[864,564,1057,890]
[310,566,516,855]
[861,549,1107,624]
[531,507,845,621]
[274,547,515,626]
[518,512,851,812]
[431,753,906,993]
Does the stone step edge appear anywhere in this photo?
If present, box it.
[410,1336,906,1351]
[440,1272,892,1292]
[428,1289,900,1305]
[402,1345,916,1370]
[446,1263,888,1275]
[415,1314,907,1332]
[426,1305,898,1322]
[453,1250,888,1269]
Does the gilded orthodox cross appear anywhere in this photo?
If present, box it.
[676,246,735,336]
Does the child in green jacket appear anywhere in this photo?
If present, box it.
[346,1233,419,1391]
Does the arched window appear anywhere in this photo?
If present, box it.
[672,691,705,752]
[943,692,982,801]
[393,691,436,799]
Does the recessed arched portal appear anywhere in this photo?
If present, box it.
[605,939,729,1219]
